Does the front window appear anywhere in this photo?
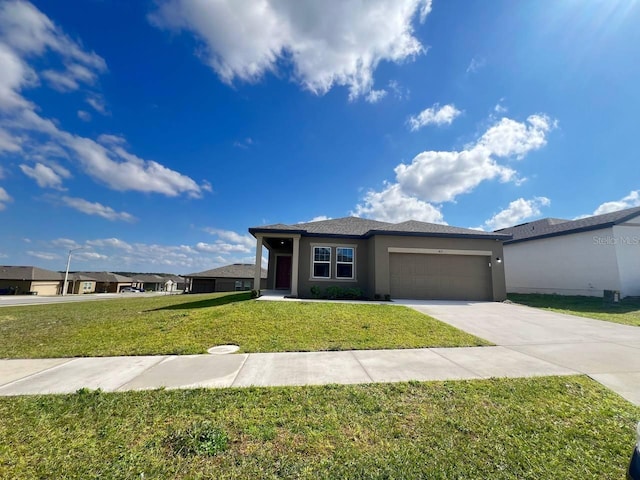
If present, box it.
[313,246,331,278]
[336,247,354,279]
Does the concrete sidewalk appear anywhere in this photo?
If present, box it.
[1,300,638,405]
[0,346,577,397]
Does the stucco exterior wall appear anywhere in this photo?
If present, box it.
[612,224,640,297]
[503,227,620,296]
[372,235,506,301]
[296,236,370,297]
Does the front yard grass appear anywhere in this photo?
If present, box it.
[0,292,490,358]
[508,293,640,327]
[1,376,638,479]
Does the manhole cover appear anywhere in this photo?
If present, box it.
[207,345,240,355]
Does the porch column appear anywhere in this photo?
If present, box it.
[254,234,263,292]
[291,235,300,297]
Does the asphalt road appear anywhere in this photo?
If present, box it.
[0,291,168,307]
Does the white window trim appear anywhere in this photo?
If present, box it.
[309,243,358,282]
[336,246,355,279]
[312,246,331,279]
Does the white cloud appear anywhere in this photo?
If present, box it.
[306,215,331,223]
[0,126,22,152]
[407,103,461,130]
[478,115,554,159]
[198,227,255,255]
[354,113,555,222]
[233,137,253,149]
[0,2,207,199]
[352,183,445,224]
[20,162,68,189]
[34,229,260,272]
[481,197,551,231]
[27,250,60,260]
[592,190,640,215]
[77,110,91,121]
[0,186,12,210]
[86,237,133,251]
[387,80,409,101]
[60,196,136,222]
[466,56,485,73]
[150,0,431,100]
[50,237,81,249]
[365,89,387,104]
[86,94,107,115]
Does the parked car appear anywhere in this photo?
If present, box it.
[120,287,141,293]
[629,421,640,480]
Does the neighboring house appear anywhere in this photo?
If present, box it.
[0,266,63,295]
[77,272,133,293]
[496,206,640,298]
[67,273,97,294]
[131,274,166,292]
[249,217,509,301]
[162,275,187,292]
[185,264,267,293]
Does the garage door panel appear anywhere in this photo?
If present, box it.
[390,253,492,301]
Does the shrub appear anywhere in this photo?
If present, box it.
[310,285,322,299]
[250,289,260,299]
[384,294,391,301]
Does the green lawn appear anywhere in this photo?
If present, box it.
[508,293,640,327]
[0,292,489,358]
[0,376,637,479]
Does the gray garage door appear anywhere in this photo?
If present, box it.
[389,253,492,300]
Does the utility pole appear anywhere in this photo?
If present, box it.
[62,247,84,296]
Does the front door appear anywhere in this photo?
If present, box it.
[275,255,292,289]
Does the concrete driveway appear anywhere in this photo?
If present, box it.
[398,300,640,405]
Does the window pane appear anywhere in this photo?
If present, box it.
[336,263,353,278]
[314,247,330,262]
[313,263,330,278]
[337,247,353,263]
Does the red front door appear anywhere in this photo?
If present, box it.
[275,255,292,289]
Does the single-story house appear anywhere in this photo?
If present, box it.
[249,217,509,301]
[0,266,63,295]
[496,206,640,298]
[185,264,267,293]
[162,275,187,292]
[67,273,97,294]
[76,272,133,293]
[131,274,167,292]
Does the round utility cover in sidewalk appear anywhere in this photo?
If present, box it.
[207,345,240,354]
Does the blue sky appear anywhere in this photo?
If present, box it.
[0,0,639,274]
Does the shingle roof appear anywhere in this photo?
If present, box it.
[497,206,640,244]
[185,264,267,279]
[77,272,133,283]
[0,266,64,281]
[131,274,166,283]
[250,216,510,240]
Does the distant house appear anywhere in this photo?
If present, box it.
[497,206,640,298]
[162,274,187,292]
[249,216,509,301]
[0,266,63,295]
[131,274,166,292]
[185,264,267,293]
[67,273,97,294]
[77,272,133,293]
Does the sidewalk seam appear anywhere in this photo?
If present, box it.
[229,354,250,387]
[350,351,375,383]
[0,358,76,390]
